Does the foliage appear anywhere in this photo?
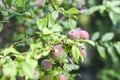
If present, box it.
[0,0,94,80]
[0,0,119,80]
[91,32,120,80]
[87,0,120,25]
[88,0,120,80]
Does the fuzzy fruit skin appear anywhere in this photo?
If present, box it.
[11,6,16,10]
[79,30,89,40]
[41,59,53,71]
[36,0,42,7]
[50,45,64,60]
[67,30,81,40]
[34,68,40,79]
[80,49,87,57]
[60,74,67,80]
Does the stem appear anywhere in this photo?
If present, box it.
[9,35,39,46]
[67,56,75,65]
[11,38,28,46]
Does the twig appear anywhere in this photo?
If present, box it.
[67,56,75,65]
[10,37,28,46]
[9,35,40,46]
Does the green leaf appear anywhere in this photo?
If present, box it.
[79,51,84,63]
[26,57,37,69]
[15,0,23,7]
[55,0,63,5]
[0,58,6,65]
[7,0,12,7]
[68,18,76,29]
[66,39,75,45]
[0,1,4,8]
[21,62,33,79]
[43,27,53,35]
[1,46,20,56]
[97,45,106,59]
[41,50,51,56]
[3,61,18,77]
[110,1,120,6]
[109,11,120,25]
[63,63,79,72]
[66,8,80,14]
[10,77,16,80]
[13,33,25,41]
[52,24,62,32]
[47,14,54,28]
[91,32,100,41]
[111,7,120,14]
[52,11,59,20]
[20,59,37,79]
[24,0,30,6]
[86,6,102,15]
[34,49,51,59]
[84,40,95,46]
[0,23,3,32]
[1,11,8,16]
[101,32,114,42]
[26,27,35,36]
[30,44,36,53]
[36,18,47,31]
[30,8,35,17]
[107,47,118,63]
[71,46,80,63]
[114,42,120,55]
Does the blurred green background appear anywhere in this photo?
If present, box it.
[75,0,120,80]
[0,0,120,80]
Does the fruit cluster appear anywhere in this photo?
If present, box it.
[67,30,89,40]
[38,29,89,80]
[68,30,89,57]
